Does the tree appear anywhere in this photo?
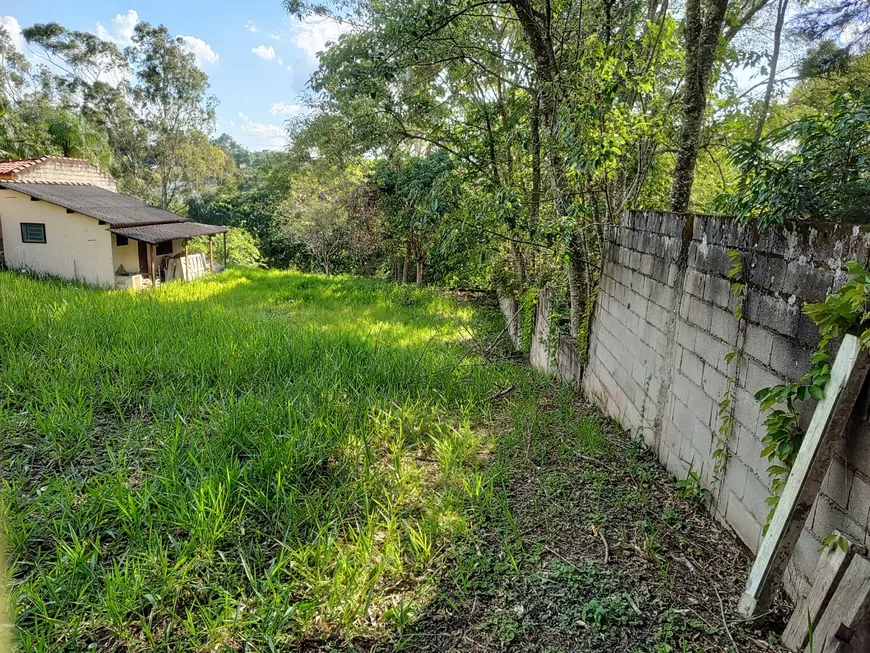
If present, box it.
[669,0,732,212]
[715,90,870,226]
[127,23,217,209]
[281,169,351,275]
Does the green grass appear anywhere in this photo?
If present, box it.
[0,268,788,652]
[0,268,527,651]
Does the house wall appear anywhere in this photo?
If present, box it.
[111,237,182,278]
[582,209,870,600]
[0,189,115,287]
[111,234,141,274]
[12,158,117,191]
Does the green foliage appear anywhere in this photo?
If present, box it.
[186,227,263,268]
[0,267,533,648]
[754,261,870,530]
[715,89,870,227]
[819,532,850,553]
[675,467,712,507]
[714,250,746,486]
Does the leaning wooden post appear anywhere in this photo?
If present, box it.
[149,244,156,283]
[208,236,214,272]
[222,231,227,266]
[738,333,870,617]
[184,238,189,281]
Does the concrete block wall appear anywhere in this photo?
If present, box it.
[12,157,117,191]
[524,287,583,382]
[583,210,870,599]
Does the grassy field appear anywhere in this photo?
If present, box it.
[1,268,529,650]
[1,268,787,652]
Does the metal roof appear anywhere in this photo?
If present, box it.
[110,222,227,244]
[0,182,185,226]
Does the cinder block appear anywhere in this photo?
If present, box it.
[679,349,705,385]
[694,329,728,369]
[810,495,865,544]
[847,472,870,526]
[687,295,713,331]
[733,386,761,432]
[735,424,769,479]
[745,292,801,336]
[820,456,853,510]
[782,260,832,303]
[710,307,738,345]
[725,492,763,552]
[665,448,691,480]
[743,323,775,366]
[704,275,734,310]
[691,416,714,457]
[790,528,823,591]
[685,269,706,298]
[723,457,749,502]
[742,471,774,523]
[676,319,697,351]
[742,361,785,399]
[701,363,728,402]
[769,335,811,381]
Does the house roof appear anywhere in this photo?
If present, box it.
[0,182,185,227]
[0,156,94,177]
[110,222,228,245]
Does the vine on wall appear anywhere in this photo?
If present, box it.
[713,250,747,497]
[754,261,870,532]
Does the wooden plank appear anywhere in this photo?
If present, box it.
[808,554,870,653]
[782,532,854,651]
[223,232,227,266]
[738,334,870,617]
[208,236,214,272]
[184,239,189,281]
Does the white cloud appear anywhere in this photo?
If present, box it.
[0,16,25,53]
[238,112,250,122]
[229,119,236,128]
[290,16,349,62]
[251,44,276,61]
[270,102,303,116]
[95,9,139,46]
[246,20,259,33]
[240,120,287,149]
[178,35,219,66]
[270,33,280,41]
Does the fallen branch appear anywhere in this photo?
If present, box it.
[600,529,610,565]
[488,385,515,402]
[715,586,739,652]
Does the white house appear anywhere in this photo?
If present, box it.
[0,156,227,288]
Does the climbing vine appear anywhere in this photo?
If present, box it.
[713,250,747,490]
[755,261,870,531]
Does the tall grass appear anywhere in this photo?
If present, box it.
[0,268,523,650]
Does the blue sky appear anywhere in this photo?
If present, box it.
[2,2,347,150]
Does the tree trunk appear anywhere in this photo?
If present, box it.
[567,231,590,336]
[754,0,788,141]
[402,240,411,283]
[529,92,542,235]
[416,258,424,285]
[669,0,731,213]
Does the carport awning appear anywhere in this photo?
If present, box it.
[110,222,228,244]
